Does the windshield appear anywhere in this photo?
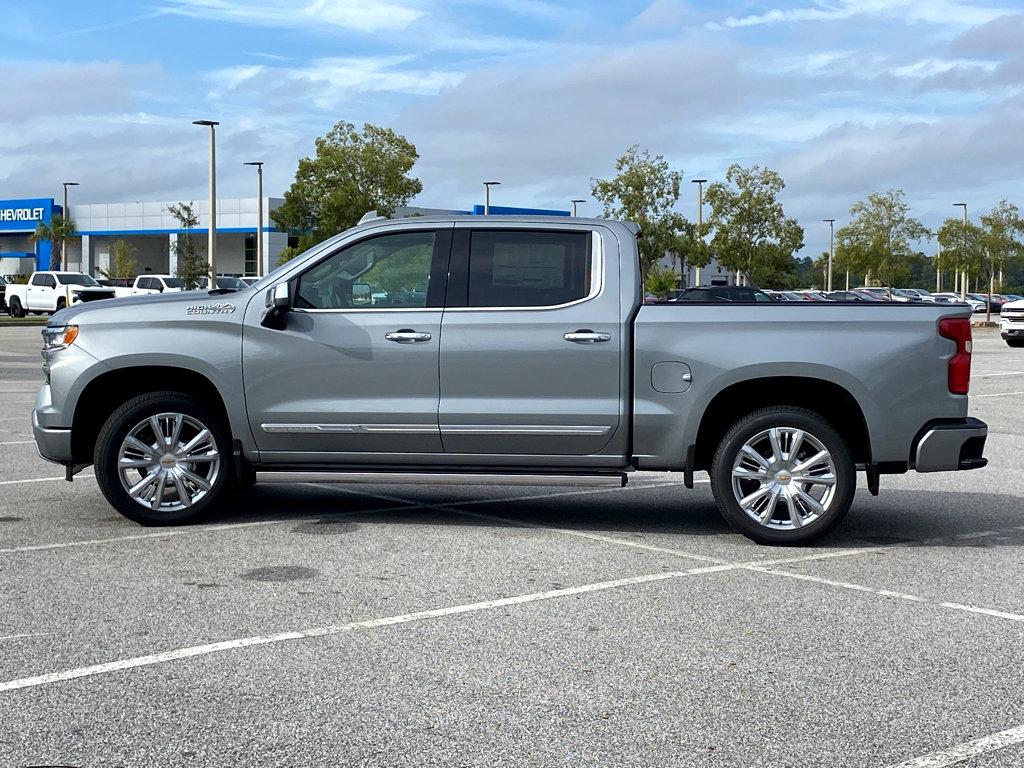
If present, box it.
[58,273,100,287]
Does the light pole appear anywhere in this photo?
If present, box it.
[570,199,585,217]
[483,181,501,215]
[691,179,707,287]
[194,120,219,282]
[244,161,264,277]
[954,202,967,300]
[823,218,835,292]
[61,181,79,271]
[936,236,942,293]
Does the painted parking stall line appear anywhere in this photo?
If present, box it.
[0,563,736,694]
[893,722,1024,767]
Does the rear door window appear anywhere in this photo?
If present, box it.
[465,230,592,308]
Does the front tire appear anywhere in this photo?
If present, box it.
[710,407,855,545]
[94,392,232,525]
[1006,339,1024,348]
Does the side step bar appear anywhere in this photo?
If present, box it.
[255,471,627,487]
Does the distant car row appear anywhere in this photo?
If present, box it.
[1,271,258,317]
[655,285,1022,313]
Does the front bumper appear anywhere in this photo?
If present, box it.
[1000,324,1024,339]
[913,417,988,473]
[32,385,72,464]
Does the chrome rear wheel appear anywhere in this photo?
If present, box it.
[731,426,837,530]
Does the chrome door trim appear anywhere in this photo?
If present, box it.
[440,424,612,436]
[261,423,439,435]
[256,471,626,487]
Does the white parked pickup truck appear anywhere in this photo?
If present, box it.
[5,272,116,316]
[126,275,186,296]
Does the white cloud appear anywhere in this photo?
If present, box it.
[715,0,1011,30]
[160,0,424,33]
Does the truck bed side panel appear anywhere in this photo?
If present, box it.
[632,304,972,470]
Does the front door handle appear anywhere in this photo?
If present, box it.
[564,330,611,344]
[385,329,432,343]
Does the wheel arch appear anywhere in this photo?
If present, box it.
[71,365,234,464]
[693,375,872,472]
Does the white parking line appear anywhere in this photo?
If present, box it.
[0,474,90,486]
[0,563,736,693]
[0,440,34,445]
[974,390,1024,398]
[893,723,1024,767]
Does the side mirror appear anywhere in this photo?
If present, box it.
[351,282,371,306]
[262,283,292,329]
[270,282,292,310]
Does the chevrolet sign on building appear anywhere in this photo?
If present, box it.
[0,198,56,275]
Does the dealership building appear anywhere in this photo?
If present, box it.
[0,196,288,278]
[0,197,577,280]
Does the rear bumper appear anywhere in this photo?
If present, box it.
[913,417,988,473]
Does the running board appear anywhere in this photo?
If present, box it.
[254,471,627,487]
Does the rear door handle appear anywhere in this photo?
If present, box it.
[385,329,432,343]
[564,330,611,344]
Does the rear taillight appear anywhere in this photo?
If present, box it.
[938,317,972,395]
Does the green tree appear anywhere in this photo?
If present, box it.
[980,199,1024,299]
[834,190,929,293]
[704,164,804,289]
[167,202,207,289]
[99,240,138,279]
[30,214,77,271]
[590,145,691,278]
[936,218,984,296]
[644,266,678,298]
[272,121,423,255]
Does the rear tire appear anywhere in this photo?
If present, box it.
[1006,339,1024,348]
[8,297,24,318]
[94,391,232,526]
[710,406,856,545]
[54,298,66,313]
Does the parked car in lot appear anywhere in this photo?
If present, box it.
[0,275,6,313]
[6,271,116,317]
[128,275,187,296]
[826,290,883,302]
[34,214,988,545]
[933,292,985,312]
[965,293,1004,314]
[856,287,920,302]
[999,299,1024,346]
[670,285,774,303]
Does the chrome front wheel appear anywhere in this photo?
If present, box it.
[117,412,221,512]
[95,392,231,525]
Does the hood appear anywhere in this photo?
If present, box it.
[49,288,249,326]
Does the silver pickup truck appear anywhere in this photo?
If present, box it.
[32,215,987,544]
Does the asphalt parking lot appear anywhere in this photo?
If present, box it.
[1,324,1023,767]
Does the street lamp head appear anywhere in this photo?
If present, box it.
[571,198,586,203]
[193,119,219,127]
[483,181,501,186]
[62,181,80,188]
[823,218,835,223]
[691,178,707,184]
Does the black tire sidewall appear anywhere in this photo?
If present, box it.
[10,298,23,318]
[94,392,231,526]
[711,407,856,545]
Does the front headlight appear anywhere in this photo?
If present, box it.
[42,325,79,352]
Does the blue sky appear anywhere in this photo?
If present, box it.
[2,0,1023,258]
